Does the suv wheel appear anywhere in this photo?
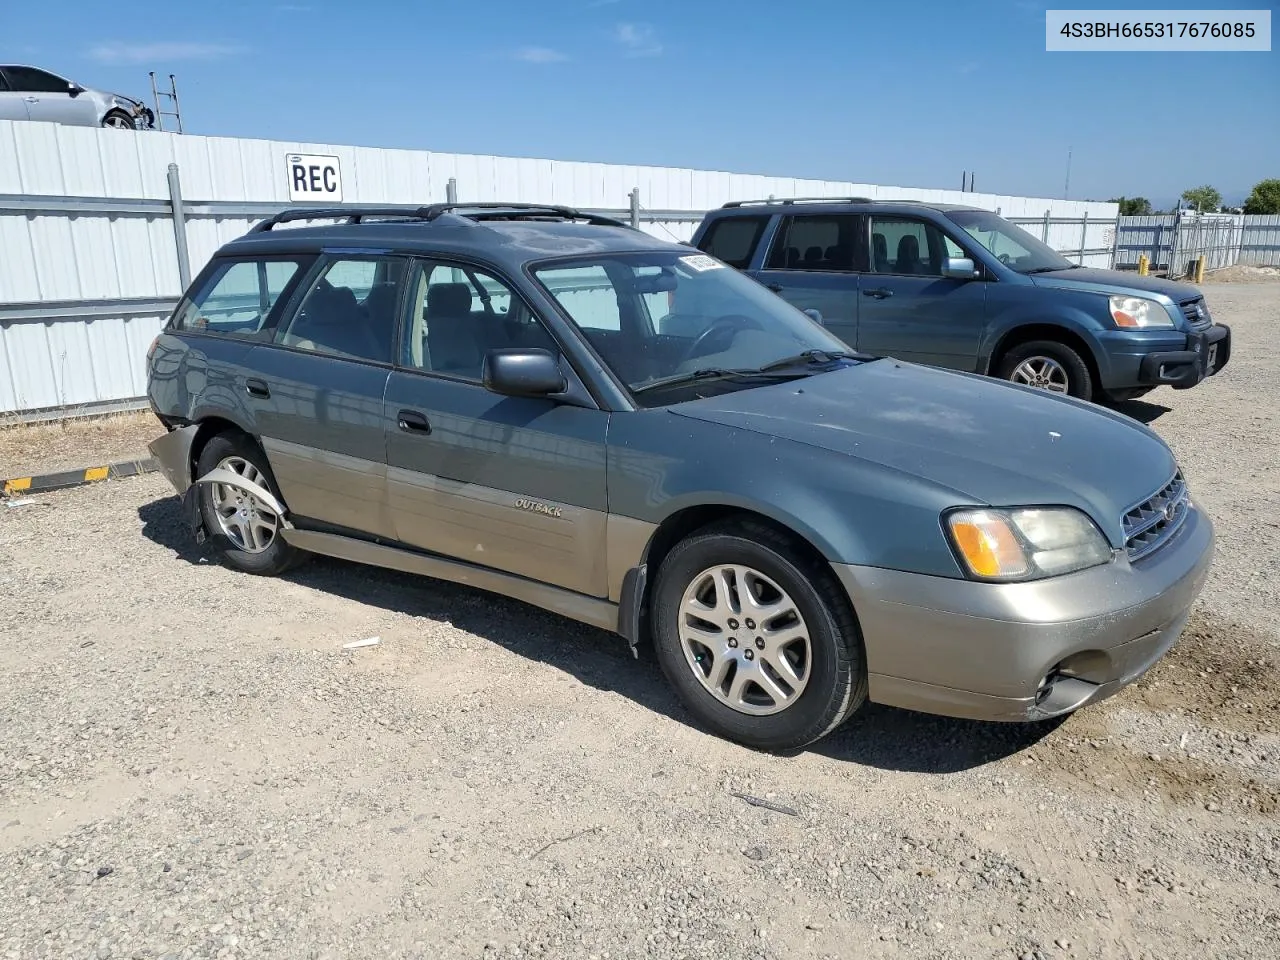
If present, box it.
[998,340,1093,400]
[195,432,307,576]
[651,519,867,751]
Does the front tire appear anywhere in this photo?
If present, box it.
[651,518,867,751]
[195,432,307,576]
[101,110,135,129]
[997,340,1093,400]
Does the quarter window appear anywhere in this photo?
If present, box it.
[400,261,557,380]
[172,259,303,336]
[765,215,858,271]
[697,216,768,269]
[277,256,406,364]
[869,216,962,277]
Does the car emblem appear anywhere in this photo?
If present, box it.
[1163,502,1177,522]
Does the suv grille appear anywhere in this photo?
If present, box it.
[1123,473,1190,562]
[1180,298,1212,329]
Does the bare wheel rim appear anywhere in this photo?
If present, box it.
[1010,356,1069,392]
[210,456,279,554]
[678,564,812,716]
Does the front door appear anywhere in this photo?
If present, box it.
[855,215,989,370]
[383,259,610,598]
[749,213,861,347]
[0,71,31,121]
[2,67,97,126]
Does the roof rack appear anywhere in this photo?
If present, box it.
[249,202,637,234]
[721,196,875,209]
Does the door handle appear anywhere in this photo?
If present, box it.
[397,409,432,434]
[862,288,893,299]
[245,378,271,398]
[24,97,39,103]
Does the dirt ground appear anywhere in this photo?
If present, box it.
[1,283,1277,960]
[0,411,161,479]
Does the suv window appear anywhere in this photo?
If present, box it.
[869,216,961,276]
[172,259,303,336]
[697,216,768,269]
[277,256,406,364]
[400,261,557,380]
[765,215,857,272]
[3,67,68,93]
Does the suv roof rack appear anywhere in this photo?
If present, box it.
[249,202,636,233]
[720,196,875,209]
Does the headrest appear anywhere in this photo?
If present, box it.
[427,282,473,316]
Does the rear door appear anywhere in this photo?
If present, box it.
[0,71,32,121]
[855,214,988,369]
[748,213,862,348]
[383,258,611,597]
[2,66,96,125]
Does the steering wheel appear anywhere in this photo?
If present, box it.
[681,314,761,364]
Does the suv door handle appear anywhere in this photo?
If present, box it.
[862,288,893,299]
[397,409,432,434]
[245,378,271,398]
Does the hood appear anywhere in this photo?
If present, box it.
[1030,266,1201,302]
[670,360,1177,544]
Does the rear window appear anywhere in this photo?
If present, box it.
[697,216,768,269]
[172,259,304,336]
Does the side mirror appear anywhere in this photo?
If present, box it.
[67,81,85,95]
[942,257,977,280]
[802,308,824,325]
[482,348,566,397]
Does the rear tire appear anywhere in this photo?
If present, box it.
[651,518,867,752]
[195,432,307,576]
[997,340,1092,400]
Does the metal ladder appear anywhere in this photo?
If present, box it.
[149,73,184,133]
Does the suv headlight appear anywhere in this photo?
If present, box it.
[945,507,1112,581]
[1109,295,1174,329]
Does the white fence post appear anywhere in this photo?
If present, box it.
[167,163,192,290]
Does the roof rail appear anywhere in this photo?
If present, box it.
[720,196,875,209]
[248,202,637,233]
[249,206,430,232]
[418,202,634,228]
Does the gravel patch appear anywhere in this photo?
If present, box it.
[1,283,1277,959]
[0,411,161,479]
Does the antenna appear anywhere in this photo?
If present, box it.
[1063,146,1072,199]
[149,73,184,133]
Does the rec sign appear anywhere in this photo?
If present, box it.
[286,154,343,202]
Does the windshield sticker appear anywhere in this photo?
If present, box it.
[679,254,724,273]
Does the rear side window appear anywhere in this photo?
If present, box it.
[172,259,303,336]
[697,216,768,269]
[276,256,406,364]
[765,215,858,272]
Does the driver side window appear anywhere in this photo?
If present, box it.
[869,217,960,277]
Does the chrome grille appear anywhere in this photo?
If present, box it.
[1123,473,1190,562]
[1180,298,1212,329]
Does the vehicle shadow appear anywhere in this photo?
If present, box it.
[1109,398,1172,425]
[137,495,1060,774]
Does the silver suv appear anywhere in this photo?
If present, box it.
[0,64,154,129]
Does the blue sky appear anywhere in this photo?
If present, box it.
[5,0,1277,206]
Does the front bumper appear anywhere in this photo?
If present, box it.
[1137,322,1231,389]
[832,505,1214,722]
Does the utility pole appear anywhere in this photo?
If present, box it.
[1063,146,1073,199]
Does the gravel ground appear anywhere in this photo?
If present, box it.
[0,412,160,480]
[1,282,1277,960]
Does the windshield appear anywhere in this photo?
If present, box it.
[946,210,1074,274]
[531,251,857,405]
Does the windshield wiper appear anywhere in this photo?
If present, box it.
[631,367,806,395]
[755,348,865,372]
[1023,265,1077,274]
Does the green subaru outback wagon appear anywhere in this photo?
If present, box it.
[147,203,1214,751]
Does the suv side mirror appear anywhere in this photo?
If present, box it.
[942,257,977,280]
[482,348,566,397]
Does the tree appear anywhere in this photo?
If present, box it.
[1242,178,1280,215]
[1181,185,1222,212]
[1109,196,1153,216]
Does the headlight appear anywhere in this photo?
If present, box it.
[1109,295,1174,329]
[945,507,1112,581]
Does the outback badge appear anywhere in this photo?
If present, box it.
[515,497,563,519]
